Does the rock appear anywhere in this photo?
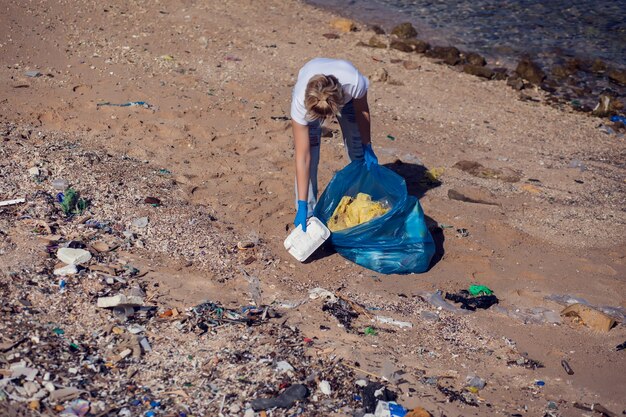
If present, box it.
[448,188,499,205]
[322,33,339,39]
[97,294,144,308]
[391,22,417,39]
[551,65,575,79]
[592,93,620,117]
[591,58,607,73]
[28,167,40,176]
[229,404,241,414]
[390,39,414,53]
[426,46,461,66]
[402,61,420,70]
[370,24,385,35]
[56,248,92,265]
[368,35,387,49]
[406,408,433,417]
[561,303,616,332]
[608,68,626,86]
[492,67,508,80]
[540,80,558,93]
[463,64,493,79]
[319,380,332,395]
[465,52,486,66]
[91,241,110,253]
[406,39,430,53]
[370,68,389,83]
[453,160,521,182]
[53,264,78,276]
[131,217,149,228]
[507,75,525,90]
[251,384,309,411]
[515,58,545,84]
[330,18,356,33]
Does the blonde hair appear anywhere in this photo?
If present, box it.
[304,74,344,125]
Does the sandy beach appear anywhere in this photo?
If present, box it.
[1,0,625,416]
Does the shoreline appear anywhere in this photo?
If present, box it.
[305,0,626,116]
[1,0,625,416]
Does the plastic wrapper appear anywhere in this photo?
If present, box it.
[314,161,435,274]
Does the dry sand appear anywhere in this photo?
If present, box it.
[1,0,625,416]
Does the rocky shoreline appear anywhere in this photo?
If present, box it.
[329,17,626,124]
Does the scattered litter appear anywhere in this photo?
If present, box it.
[25,70,42,77]
[97,101,153,108]
[610,115,626,124]
[386,134,396,141]
[561,303,616,332]
[561,359,574,375]
[374,400,408,417]
[507,356,544,369]
[445,290,499,311]
[573,402,618,417]
[568,159,587,172]
[361,382,397,413]
[308,287,337,302]
[455,228,469,237]
[275,360,294,373]
[468,285,493,296]
[375,315,413,329]
[436,385,478,406]
[0,198,26,207]
[419,291,472,315]
[56,248,92,265]
[364,326,377,336]
[465,374,486,390]
[322,298,359,329]
[97,294,144,308]
[250,384,309,411]
[58,188,89,216]
[616,341,626,351]
[318,380,332,395]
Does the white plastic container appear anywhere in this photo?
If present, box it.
[283,217,331,262]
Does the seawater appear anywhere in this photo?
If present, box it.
[307,0,626,69]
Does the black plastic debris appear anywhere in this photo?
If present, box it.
[250,384,309,411]
[322,299,358,329]
[445,290,499,310]
[361,382,397,413]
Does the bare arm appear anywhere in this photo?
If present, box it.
[293,120,310,202]
[353,93,371,146]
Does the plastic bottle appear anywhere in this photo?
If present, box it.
[52,178,69,191]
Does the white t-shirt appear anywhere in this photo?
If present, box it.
[290,58,369,126]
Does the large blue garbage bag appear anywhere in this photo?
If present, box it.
[314,161,435,274]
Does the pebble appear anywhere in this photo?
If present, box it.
[132,217,149,228]
[28,167,40,176]
[319,380,332,395]
[56,248,92,265]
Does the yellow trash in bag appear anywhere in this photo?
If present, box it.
[327,193,390,232]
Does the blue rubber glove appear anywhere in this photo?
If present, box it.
[294,200,308,232]
[363,143,378,170]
